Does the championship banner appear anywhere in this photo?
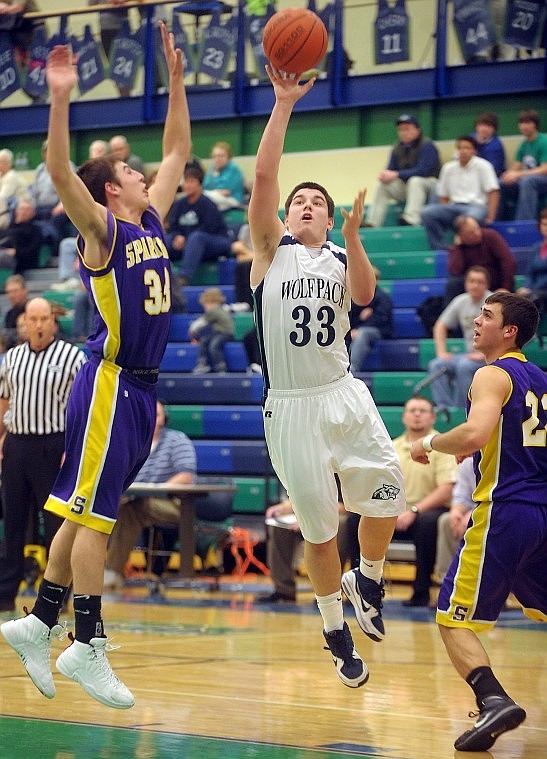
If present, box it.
[246,2,275,78]
[197,11,237,80]
[71,25,105,94]
[0,32,21,101]
[308,0,334,70]
[108,19,144,91]
[169,12,197,79]
[23,25,49,99]
[453,0,496,62]
[374,0,410,65]
[502,0,546,49]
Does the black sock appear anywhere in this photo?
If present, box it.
[73,594,105,644]
[32,579,70,629]
[466,666,510,707]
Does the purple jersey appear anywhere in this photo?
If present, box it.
[77,207,171,368]
[470,352,547,506]
[437,351,547,630]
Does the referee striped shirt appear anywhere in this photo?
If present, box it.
[0,339,86,435]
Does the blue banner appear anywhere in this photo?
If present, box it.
[71,25,105,95]
[197,12,236,80]
[453,0,496,62]
[23,26,49,99]
[108,20,144,91]
[502,0,546,49]
[374,0,410,65]
[0,32,21,101]
[307,0,334,71]
[171,12,197,77]
[246,2,275,78]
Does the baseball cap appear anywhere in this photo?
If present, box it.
[396,114,419,127]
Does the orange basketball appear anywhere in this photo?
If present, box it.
[262,8,328,74]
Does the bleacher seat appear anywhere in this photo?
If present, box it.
[194,440,274,475]
[367,251,437,279]
[390,279,446,308]
[158,373,263,404]
[490,221,541,249]
[330,225,431,252]
[160,343,199,371]
[232,476,281,514]
[167,404,264,438]
[223,342,247,371]
[369,372,430,404]
[393,308,428,338]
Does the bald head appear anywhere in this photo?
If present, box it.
[24,298,56,349]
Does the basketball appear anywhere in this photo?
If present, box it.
[262,8,328,74]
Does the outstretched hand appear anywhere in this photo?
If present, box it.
[46,45,78,96]
[265,65,315,104]
[159,20,184,81]
[341,189,366,237]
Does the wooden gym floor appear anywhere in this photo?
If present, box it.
[0,575,545,759]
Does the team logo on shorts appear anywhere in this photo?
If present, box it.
[70,495,87,515]
[371,484,401,501]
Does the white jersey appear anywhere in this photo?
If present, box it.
[254,234,352,391]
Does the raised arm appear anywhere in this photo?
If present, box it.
[249,67,315,287]
[45,46,107,246]
[148,21,190,221]
[341,190,376,306]
[411,364,509,462]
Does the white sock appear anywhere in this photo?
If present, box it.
[316,590,344,632]
[359,556,385,584]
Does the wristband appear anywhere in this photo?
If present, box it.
[422,433,437,452]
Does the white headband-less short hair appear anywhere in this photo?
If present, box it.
[0,149,14,165]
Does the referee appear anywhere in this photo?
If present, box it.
[0,297,86,612]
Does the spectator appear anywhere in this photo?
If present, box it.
[428,266,491,408]
[230,222,262,373]
[0,148,30,225]
[349,266,393,373]
[0,198,43,274]
[256,481,360,604]
[88,140,110,159]
[392,396,457,607]
[444,214,515,304]
[420,135,499,251]
[0,298,86,612]
[203,140,246,224]
[165,164,232,284]
[362,114,440,227]
[109,134,145,175]
[499,109,547,221]
[2,273,28,334]
[29,139,75,253]
[50,236,80,291]
[473,112,506,177]
[189,287,234,374]
[103,400,197,590]
[517,206,547,316]
[71,288,94,343]
[435,457,476,582]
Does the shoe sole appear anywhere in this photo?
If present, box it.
[334,661,370,689]
[56,656,135,710]
[1,622,55,699]
[455,705,526,751]
[341,573,384,643]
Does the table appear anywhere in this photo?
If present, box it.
[125,482,237,578]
